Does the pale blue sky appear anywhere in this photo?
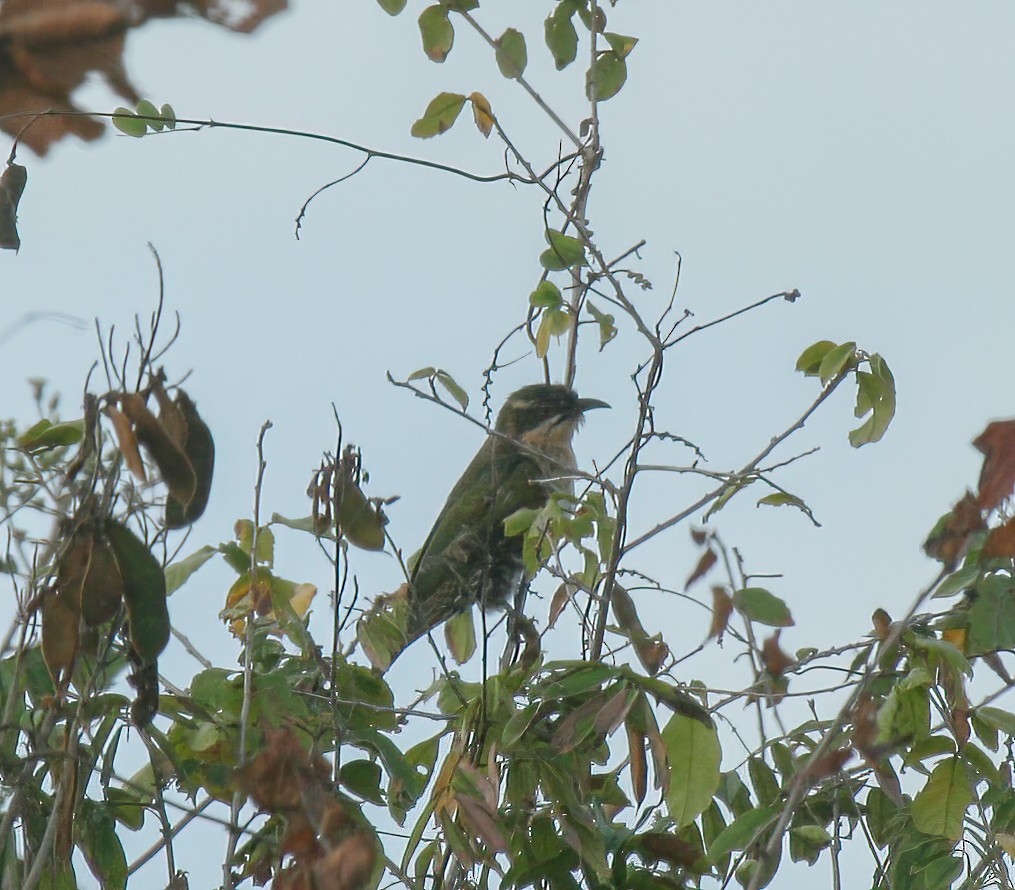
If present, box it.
[3,3,1015,886]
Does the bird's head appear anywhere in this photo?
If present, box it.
[495,384,609,442]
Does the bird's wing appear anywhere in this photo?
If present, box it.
[407,440,547,636]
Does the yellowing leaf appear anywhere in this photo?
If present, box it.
[469,92,494,138]
[290,583,317,617]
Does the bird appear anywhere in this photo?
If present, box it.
[401,383,608,654]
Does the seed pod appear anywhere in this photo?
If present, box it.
[106,520,169,664]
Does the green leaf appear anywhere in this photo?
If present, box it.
[586,301,617,350]
[535,308,571,359]
[603,32,638,58]
[817,340,857,385]
[159,104,176,130]
[973,705,1015,737]
[408,366,437,381]
[377,0,407,13]
[435,369,469,410]
[795,339,838,376]
[911,757,972,840]
[17,418,83,452]
[876,683,930,745]
[968,575,1015,655]
[545,4,579,70]
[789,825,832,864]
[504,508,540,537]
[445,609,476,664]
[495,28,527,78]
[732,587,794,627]
[586,51,627,102]
[164,545,217,595]
[135,99,163,131]
[340,760,385,804]
[661,714,721,826]
[112,108,146,138]
[529,280,563,309]
[708,805,780,863]
[756,492,805,509]
[849,355,896,447]
[411,92,467,138]
[747,757,780,806]
[544,229,586,267]
[78,802,127,890]
[418,5,454,62]
[908,635,972,678]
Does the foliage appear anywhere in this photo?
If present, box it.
[1,3,1014,890]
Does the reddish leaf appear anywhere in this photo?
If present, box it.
[923,492,985,565]
[975,419,1015,512]
[708,586,733,641]
[454,793,508,852]
[761,630,794,678]
[951,705,971,749]
[984,515,1015,558]
[685,549,717,588]
[807,747,854,779]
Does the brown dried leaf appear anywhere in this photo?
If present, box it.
[151,375,186,445]
[611,583,669,675]
[0,160,27,250]
[121,392,196,505]
[984,515,1015,559]
[236,728,332,812]
[454,793,508,852]
[41,587,79,690]
[951,705,971,749]
[634,832,700,868]
[593,686,636,738]
[165,388,215,527]
[923,492,985,565]
[105,405,147,481]
[761,630,794,678]
[0,0,135,154]
[685,549,717,588]
[78,533,124,627]
[625,719,648,807]
[873,761,904,805]
[975,419,1015,512]
[806,747,853,779]
[312,831,377,890]
[548,582,570,628]
[708,586,733,641]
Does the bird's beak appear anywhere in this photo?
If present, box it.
[577,397,610,413]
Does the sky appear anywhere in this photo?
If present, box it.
[3,1,1015,887]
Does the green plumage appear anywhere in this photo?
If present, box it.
[403,383,607,649]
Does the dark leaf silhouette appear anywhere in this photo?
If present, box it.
[0,0,286,154]
[975,419,1015,512]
